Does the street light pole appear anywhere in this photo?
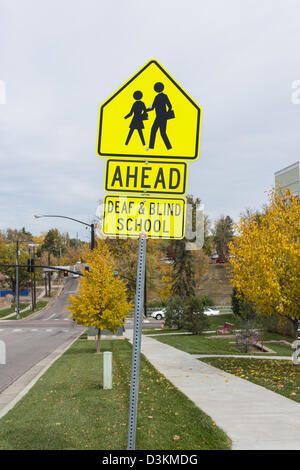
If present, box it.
[34,214,96,250]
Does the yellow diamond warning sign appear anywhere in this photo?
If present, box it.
[97,60,201,160]
[102,195,186,239]
[105,159,187,195]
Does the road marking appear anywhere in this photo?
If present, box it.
[43,314,56,321]
[13,329,22,332]
[46,329,53,332]
[31,329,38,332]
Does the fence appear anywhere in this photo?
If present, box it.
[0,289,30,297]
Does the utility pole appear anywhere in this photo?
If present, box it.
[47,252,51,296]
[91,223,95,250]
[32,245,36,310]
[15,241,20,320]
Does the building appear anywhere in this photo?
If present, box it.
[274,161,300,196]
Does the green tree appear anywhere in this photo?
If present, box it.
[231,287,257,320]
[182,296,209,335]
[164,296,185,329]
[170,194,200,299]
[4,227,33,242]
[0,242,30,294]
[41,228,66,258]
[213,215,234,260]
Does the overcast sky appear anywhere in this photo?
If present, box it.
[1,0,299,241]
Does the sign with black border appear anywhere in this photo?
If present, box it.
[102,194,186,239]
[97,59,201,161]
[105,159,188,195]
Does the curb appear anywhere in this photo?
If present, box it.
[0,330,83,420]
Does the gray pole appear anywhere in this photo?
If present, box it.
[127,234,147,450]
[33,246,36,310]
[91,223,95,250]
[16,241,20,320]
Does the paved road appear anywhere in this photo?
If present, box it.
[125,317,164,330]
[0,278,84,393]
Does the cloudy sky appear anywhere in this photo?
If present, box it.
[1,0,299,241]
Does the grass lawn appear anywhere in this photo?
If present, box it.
[0,303,29,319]
[201,357,300,403]
[0,339,231,450]
[148,330,292,356]
[9,301,48,320]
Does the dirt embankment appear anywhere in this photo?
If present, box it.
[196,263,233,305]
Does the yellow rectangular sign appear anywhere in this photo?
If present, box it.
[102,195,186,239]
[105,159,187,195]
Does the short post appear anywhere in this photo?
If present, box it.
[0,340,6,365]
[103,351,112,389]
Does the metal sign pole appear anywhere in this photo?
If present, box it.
[127,234,147,450]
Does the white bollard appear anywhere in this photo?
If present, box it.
[103,351,112,389]
[0,340,6,364]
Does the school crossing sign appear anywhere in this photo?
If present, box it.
[97,59,202,160]
[97,59,202,239]
[96,60,203,450]
[103,195,185,239]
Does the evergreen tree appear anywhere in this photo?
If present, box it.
[213,215,234,260]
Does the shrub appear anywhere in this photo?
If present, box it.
[164,296,185,329]
[183,296,209,335]
[199,294,214,308]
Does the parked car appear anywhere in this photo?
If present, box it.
[204,308,220,316]
[151,307,220,319]
[150,309,166,320]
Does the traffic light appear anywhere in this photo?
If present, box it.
[63,270,68,277]
[27,259,35,273]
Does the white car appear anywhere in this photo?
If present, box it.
[151,309,166,320]
[204,308,220,316]
[151,307,220,319]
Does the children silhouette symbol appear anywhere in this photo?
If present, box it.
[147,82,173,150]
[124,91,148,146]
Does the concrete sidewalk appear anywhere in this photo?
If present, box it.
[125,330,300,450]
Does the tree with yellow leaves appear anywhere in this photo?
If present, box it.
[68,241,132,352]
[229,188,300,338]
